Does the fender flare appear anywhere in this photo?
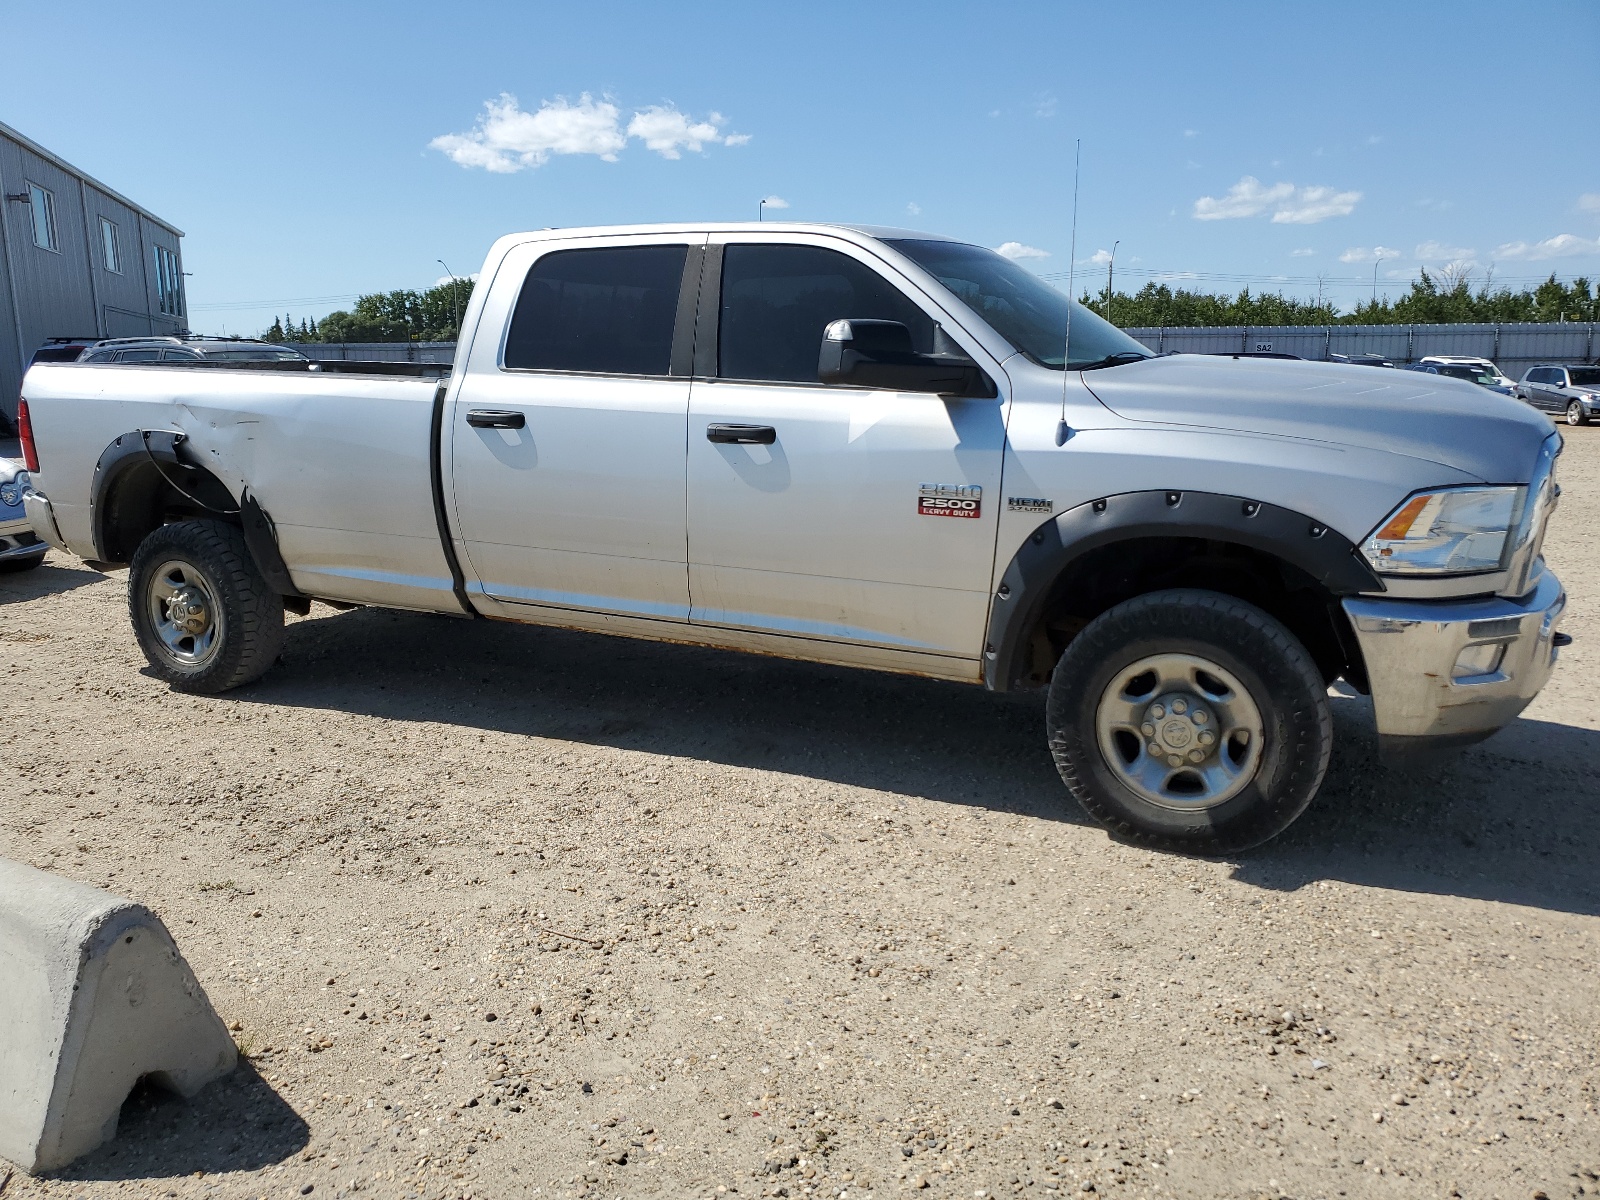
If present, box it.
[982,488,1382,692]
[88,430,302,597]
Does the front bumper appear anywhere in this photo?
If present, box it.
[1342,567,1566,758]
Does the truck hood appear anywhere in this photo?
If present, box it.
[1081,355,1554,484]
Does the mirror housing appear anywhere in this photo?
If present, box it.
[817,320,994,397]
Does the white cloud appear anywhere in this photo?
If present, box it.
[1339,246,1402,264]
[1193,175,1360,223]
[627,106,724,159]
[433,272,480,287]
[995,242,1049,260]
[1414,240,1476,260]
[431,93,746,172]
[1193,176,1293,220]
[759,195,789,210]
[1290,248,1316,257]
[1576,193,1600,216]
[1183,128,1198,138]
[1366,135,1383,145]
[1088,249,1114,265]
[1492,233,1600,261]
[1034,93,1057,118]
[906,202,921,216]
[1271,185,1362,224]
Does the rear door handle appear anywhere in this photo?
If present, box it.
[706,423,776,445]
[467,409,526,429]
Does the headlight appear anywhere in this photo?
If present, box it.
[1360,486,1520,575]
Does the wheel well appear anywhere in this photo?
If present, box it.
[1013,536,1367,692]
[96,459,239,565]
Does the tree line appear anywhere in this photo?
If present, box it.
[261,278,475,343]
[258,269,1598,343]
[1087,271,1598,328]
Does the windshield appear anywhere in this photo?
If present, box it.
[884,239,1152,369]
[1569,367,1600,387]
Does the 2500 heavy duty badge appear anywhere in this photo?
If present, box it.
[918,483,982,518]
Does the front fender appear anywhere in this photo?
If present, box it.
[982,488,1381,691]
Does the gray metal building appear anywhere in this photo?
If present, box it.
[0,120,185,418]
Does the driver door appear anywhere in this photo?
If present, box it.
[685,235,1008,662]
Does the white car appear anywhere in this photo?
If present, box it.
[0,457,45,572]
[1415,356,1517,395]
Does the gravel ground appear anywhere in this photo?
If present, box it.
[2,430,1598,1200]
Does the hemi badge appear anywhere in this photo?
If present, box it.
[918,483,982,518]
[1008,497,1053,513]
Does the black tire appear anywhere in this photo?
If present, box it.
[1046,588,1331,854]
[0,551,46,573]
[128,518,284,693]
[1567,400,1588,427]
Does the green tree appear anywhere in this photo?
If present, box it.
[287,279,476,343]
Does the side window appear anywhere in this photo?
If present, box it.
[1552,370,1568,387]
[27,183,58,251]
[160,349,201,361]
[718,244,935,384]
[118,349,162,362]
[1528,368,1548,385]
[504,244,687,376]
[100,217,122,273]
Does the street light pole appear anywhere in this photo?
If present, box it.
[1372,255,1386,308]
[437,259,460,335]
[1106,240,1120,324]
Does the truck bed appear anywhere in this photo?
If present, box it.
[23,361,459,611]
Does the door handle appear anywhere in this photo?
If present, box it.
[706,423,776,445]
[467,409,526,429]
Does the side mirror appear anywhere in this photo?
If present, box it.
[817,319,994,397]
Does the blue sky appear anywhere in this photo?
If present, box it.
[4,0,1596,335]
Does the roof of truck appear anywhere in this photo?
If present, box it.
[504,221,956,242]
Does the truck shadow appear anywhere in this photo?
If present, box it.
[229,605,1600,919]
[44,1062,308,1182]
[0,554,103,604]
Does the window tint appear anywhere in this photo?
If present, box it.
[718,244,934,383]
[161,349,201,360]
[118,349,162,362]
[504,244,687,375]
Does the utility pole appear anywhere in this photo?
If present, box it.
[1106,240,1119,325]
[437,259,460,335]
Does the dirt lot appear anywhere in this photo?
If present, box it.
[2,430,1598,1200]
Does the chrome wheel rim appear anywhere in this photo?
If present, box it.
[1569,402,1583,426]
[146,558,224,668]
[1095,652,1265,810]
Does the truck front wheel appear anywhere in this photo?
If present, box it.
[1046,589,1331,854]
[128,518,285,693]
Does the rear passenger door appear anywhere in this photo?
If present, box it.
[684,235,1008,663]
[448,235,703,620]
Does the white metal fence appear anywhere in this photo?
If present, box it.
[1123,322,1597,377]
[285,341,455,364]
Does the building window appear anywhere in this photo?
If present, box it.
[100,217,121,273]
[26,183,57,251]
[153,244,182,316]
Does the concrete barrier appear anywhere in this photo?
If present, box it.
[0,859,237,1173]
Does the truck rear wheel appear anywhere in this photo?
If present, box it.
[1046,588,1330,854]
[128,518,285,693]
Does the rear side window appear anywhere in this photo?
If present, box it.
[118,349,162,362]
[504,245,687,375]
[718,244,934,383]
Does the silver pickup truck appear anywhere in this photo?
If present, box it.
[17,222,1568,853]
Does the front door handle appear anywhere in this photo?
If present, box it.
[706,423,776,445]
[467,409,526,429]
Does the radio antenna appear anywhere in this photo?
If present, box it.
[1055,139,1081,447]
